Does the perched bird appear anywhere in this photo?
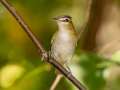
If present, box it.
[50,15,78,90]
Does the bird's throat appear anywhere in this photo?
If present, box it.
[58,22,75,32]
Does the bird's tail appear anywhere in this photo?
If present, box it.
[50,74,63,90]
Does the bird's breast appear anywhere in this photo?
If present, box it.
[51,30,77,64]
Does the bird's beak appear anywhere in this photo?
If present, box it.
[52,17,57,20]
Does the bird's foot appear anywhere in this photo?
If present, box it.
[65,64,72,74]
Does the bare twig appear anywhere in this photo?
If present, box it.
[50,74,63,90]
[0,0,86,90]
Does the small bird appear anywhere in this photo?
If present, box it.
[50,15,78,90]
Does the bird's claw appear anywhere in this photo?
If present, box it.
[65,65,72,74]
[41,52,48,61]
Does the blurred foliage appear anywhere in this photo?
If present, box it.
[0,0,120,90]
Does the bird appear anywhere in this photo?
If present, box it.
[50,15,78,90]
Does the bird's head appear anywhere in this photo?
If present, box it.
[53,15,74,31]
[53,15,72,23]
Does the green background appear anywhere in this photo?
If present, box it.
[0,0,120,90]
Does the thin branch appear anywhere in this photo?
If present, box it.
[50,74,63,90]
[0,0,86,90]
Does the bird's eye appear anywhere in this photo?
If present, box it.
[64,18,69,22]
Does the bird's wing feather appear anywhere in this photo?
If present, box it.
[50,32,58,54]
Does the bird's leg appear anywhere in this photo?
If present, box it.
[38,50,48,61]
[64,63,72,74]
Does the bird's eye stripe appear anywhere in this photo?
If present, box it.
[64,19,69,22]
[60,18,69,22]
[58,18,71,22]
